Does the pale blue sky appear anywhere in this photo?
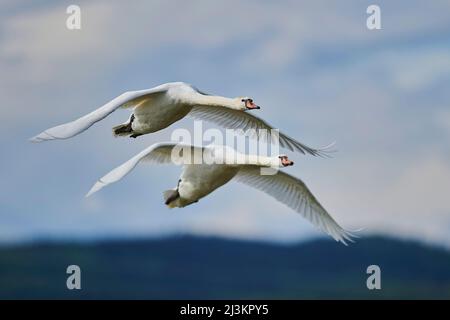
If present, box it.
[1,0,449,246]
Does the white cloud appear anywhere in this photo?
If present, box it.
[435,109,450,136]
[379,48,450,91]
[312,153,450,246]
[182,191,317,242]
[4,0,450,85]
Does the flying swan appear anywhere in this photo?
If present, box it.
[30,82,332,156]
[85,142,354,244]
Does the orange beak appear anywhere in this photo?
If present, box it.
[245,100,260,110]
[280,157,294,166]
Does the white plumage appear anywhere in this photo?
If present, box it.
[86,142,354,245]
[30,82,331,156]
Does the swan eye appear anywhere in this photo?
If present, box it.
[241,99,246,102]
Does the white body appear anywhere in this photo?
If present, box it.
[174,164,240,208]
[85,142,355,245]
[131,83,195,134]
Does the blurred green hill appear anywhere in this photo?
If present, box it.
[1,236,449,299]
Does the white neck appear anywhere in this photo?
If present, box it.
[246,155,280,167]
[190,93,241,110]
[225,153,280,167]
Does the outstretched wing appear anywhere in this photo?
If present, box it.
[235,167,355,244]
[188,105,334,157]
[30,84,170,142]
[86,142,207,197]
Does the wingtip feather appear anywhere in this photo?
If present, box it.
[336,227,362,246]
[29,131,57,143]
[85,181,104,198]
[29,136,42,143]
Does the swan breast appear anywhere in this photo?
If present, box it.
[132,92,191,134]
[178,164,239,202]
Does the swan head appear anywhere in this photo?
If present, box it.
[237,97,260,111]
[279,155,294,167]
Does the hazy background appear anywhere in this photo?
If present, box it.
[1,0,450,248]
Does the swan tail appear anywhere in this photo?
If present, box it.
[112,114,135,137]
[112,123,133,137]
[163,189,180,208]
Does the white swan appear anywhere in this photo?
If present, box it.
[30,82,331,156]
[86,142,354,244]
